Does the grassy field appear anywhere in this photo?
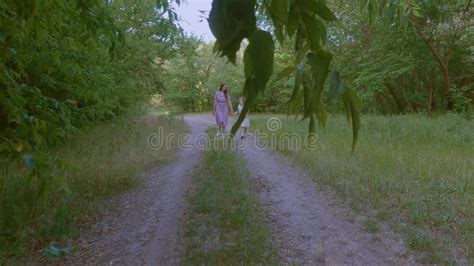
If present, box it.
[252,114,473,264]
[0,112,187,261]
[184,130,278,264]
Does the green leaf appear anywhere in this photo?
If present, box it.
[208,0,257,63]
[342,88,362,153]
[297,0,336,21]
[265,0,289,43]
[288,73,302,115]
[302,71,313,118]
[301,13,325,51]
[266,0,289,24]
[299,50,332,131]
[275,66,295,81]
[312,1,337,21]
[318,108,328,127]
[232,30,274,136]
[307,51,332,87]
[368,1,374,25]
[411,7,422,17]
[306,50,333,110]
[286,1,299,36]
[243,30,275,90]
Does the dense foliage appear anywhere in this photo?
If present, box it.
[163,0,472,118]
[161,36,245,113]
[331,0,473,114]
[0,0,180,160]
[0,0,181,258]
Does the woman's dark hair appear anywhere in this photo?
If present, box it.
[219,83,228,101]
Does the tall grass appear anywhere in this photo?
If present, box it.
[253,114,473,263]
[0,113,186,261]
[184,131,278,264]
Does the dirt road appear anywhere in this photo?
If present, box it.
[63,114,214,265]
[242,134,416,265]
[63,114,416,265]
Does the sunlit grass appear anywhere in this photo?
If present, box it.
[184,129,278,264]
[0,113,187,261]
[252,114,473,263]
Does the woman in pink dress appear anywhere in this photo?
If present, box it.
[213,84,233,136]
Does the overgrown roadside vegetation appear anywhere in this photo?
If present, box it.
[252,114,473,264]
[184,131,278,264]
[0,113,186,261]
[1,0,184,260]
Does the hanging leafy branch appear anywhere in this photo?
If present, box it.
[208,0,362,152]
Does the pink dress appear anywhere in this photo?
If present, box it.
[215,91,228,127]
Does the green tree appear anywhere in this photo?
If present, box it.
[354,0,473,111]
[162,37,244,112]
[0,0,182,256]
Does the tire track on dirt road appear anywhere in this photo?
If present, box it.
[62,114,214,265]
[241,135,418,265]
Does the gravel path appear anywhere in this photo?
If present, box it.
[61,114,417,265]
[241,135,417,265]
[62,114,214,265]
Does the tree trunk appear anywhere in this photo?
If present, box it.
[426,69,437,115]
[400,76,415,113]
[410,14,454,110]
[376,92,390,114]
[385,81,405,114]
[431,71,438,111]
[381,91,398,114]
[427,83,434,115]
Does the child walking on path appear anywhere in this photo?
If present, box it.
[234,97,250,139]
